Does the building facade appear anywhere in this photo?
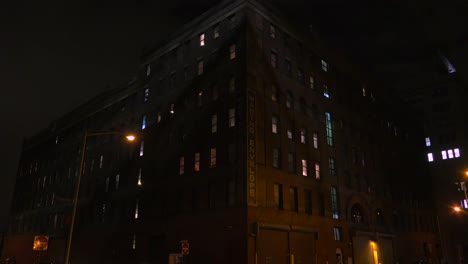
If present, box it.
[4,1,440,263]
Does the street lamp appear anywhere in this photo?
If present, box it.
[64,131,136,264]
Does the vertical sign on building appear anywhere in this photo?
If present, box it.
[247,89,257,206]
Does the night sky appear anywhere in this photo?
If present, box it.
[1,0,466,230]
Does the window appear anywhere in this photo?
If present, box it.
[229,44,236,60]
[146,64,151,77]
[448,149,454,159]
[99,155,104,168]
[139,141,145,156]
[157,112,162,123]
[304,189,312,214]
[269,24,276,38]
[170,104,175,114]
[273,148,280,168]
[329,157,336,176]
[141,115,147,130]
[197,91,203,106]
[325,112,334,146]
[333,227,342,241]
[287,129,293,140]
[301,159,308,176]
[134,200,139,219]
[199,33,205,46]
[271,85,278,101]
[300,128,306,144]
[351,204,363,223]
[331,186,339,219]
[286,91,293,109]
[321,59,328,72]
[273,183,283,209]
[211,114,218,133]
[362,86,366,97]
[323,84,330,98]
[228,108,236,127]
[144,88,150,102]
[313,132,318,149]
[441,150,447,160]
[318,193,325,216]
[228,143,235,164]
[271,51,278,68]
[427,153,434,162]
[179,157,185,175]
[210,148,217,168]
[212,86,218,101]
[132,234,137,250]
[309,76,314,89]
[454,148,461,157]
[115,174,120,189]
[198,60,204,75]
[297,68,304,82]
[315,162,320,179]
[105,177,109,192]
[137,168,142,186]
[213,24,220,38]
[289,187,298,212]
[288,153,295,173]
[194,153,200,172]
[227,180,236,206]
[272,116,279,134]
[229,76,235,93]
[285,59,292,76]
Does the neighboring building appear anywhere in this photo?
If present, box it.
[4,1,440,263]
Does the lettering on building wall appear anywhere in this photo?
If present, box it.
[247,90,257,206]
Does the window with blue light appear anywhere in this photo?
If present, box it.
[141,115,147,130]
[323,84,330,98]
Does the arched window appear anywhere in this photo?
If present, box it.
[351,204,364,223]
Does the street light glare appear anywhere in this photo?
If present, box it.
[126,135,136,141]
[454,206,461,212]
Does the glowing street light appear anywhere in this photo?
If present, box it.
[454,206,461,213]
[126,134,136,141]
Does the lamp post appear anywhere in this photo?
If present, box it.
[64,131,136,264]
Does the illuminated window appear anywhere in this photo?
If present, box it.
[137,168,142,186]
[144,87,150,102]
[132,234,136,250]
[230,44,236,60]
[199,33,205,46]
[194,153,200,172]
[287,129,293,140]
[302,159,308,176]
[134,200,139,219]
[228,108,235,127]
[321,59,328,72]
[273,148,280,168]
[461,199,468,209]
[289,187,298,212]
[157,112,162,123]
[313,132,318,149]
[273,183,283,209]
[329,157,336,176]
[271,51,278,68]
[454,148,461,157]
[139,141,144,156]
[146,64,151,77]
[179,157,185,175]
[210,148,217,168]
[323,84,330,98]
[141,115,147,130]
[427,153,434,162]
[287,153,295,173]
[448,149,454,159]
[315,162,320,179]
[211,114,217,133]
[309,76,314,89]
[272,115,279,134]
[362,87,366,97]
[333,227,342,241]
[198,60,204,75]
[286,91,293,109]
[441,150,447,160]
[197,91,203,106]
[269,24,276,38]
[99,155,104,169]
[170,104,175,114]
[115,174,120,189]
[213,24,220,38]
[229,77,235,93]
[300,128,306,144]
[331,186,339,219]
[325,112,334,146]
[271,85,278,101]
